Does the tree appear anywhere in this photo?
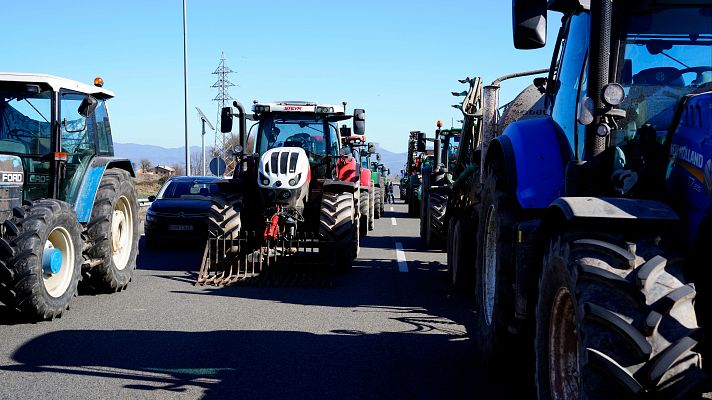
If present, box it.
[190,151,204,175]
[139,159,152,173]
[171,163,185,176]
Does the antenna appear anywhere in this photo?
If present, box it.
[196,107,215,176]
[212,52,236,175]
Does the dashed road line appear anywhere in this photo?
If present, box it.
[390,206,394,212]
[395,242,408,272]
[391,217,397,226]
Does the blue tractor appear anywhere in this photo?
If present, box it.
[0,74,139,320]
[470,1,711,397]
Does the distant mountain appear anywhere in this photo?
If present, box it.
[114,142,407,177]
[374,144,406,176]
[114,143,201,167]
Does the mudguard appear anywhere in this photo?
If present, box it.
[490,117,573,209]
[74,157,136,223]
[547,197,679,221]
[323,179,356,194]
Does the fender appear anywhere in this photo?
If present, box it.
[74,157,136,223]
[322,179,356,194]
[510,197,680,328]
[488,117,573,209]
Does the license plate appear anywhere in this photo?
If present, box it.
[168,225,193,231]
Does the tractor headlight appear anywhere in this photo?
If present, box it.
[602,83,625,106]
[259,173,270,186]
[288,173,302,187]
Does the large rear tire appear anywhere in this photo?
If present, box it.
[447,214,476,293]
[426,190,447,248]
[0,200,82,320]
[319,192,355,272]
[535,233,705,398]
[368,187,375,231]
[374,187,382,219]
[359,189,368,236]
[473,166,518,366]
[82,169,139,293]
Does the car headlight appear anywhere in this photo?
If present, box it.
[146,211,158,222]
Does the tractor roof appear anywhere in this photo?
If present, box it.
[0,72,115,98]
[252,100,345,115]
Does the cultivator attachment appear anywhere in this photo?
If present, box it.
[196,231,332,287]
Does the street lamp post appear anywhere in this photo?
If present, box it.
[182,0,190,175]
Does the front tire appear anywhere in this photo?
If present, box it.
[319,192,355,272]
[0,200,82,320]
[535,233,705,398]
[426,190,447,248]
[374,187,382,219]
[473,166,518,366]
[82,169,139,293]
[447,214,476,293]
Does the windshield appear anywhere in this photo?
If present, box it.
[157,180,219,200]
[617,6,712,141]
[0,87,52,156]
[257,115,338,161]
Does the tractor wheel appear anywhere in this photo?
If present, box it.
[379,189,385,216]
[319,192,355,272]
[447,215,476,293]
[426,190,447,248]
[374,187,382,219]
[419,189,429,242]
[359,189,369,236]
[473,166,519,366]
[0,200,82,320]
[82,169,139,293]
[535,233,705,399]
[368,187,375,231]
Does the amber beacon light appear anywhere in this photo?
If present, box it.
[93,77,104,87]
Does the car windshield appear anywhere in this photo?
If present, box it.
[157,180,218,200]
[617,6,712,141]
[0,86,52,156]
[257,115,338,160]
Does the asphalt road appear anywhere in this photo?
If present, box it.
[0,201,525,400]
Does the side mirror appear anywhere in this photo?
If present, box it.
[220,107,233,133]
[148,195,156,202]
[353,108,366,135]
[417,132,426,152]
[368,142,375,154]
[78,95,98,118]
[512,0,547,49]
[376,153,381,161]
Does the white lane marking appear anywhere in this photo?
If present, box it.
[391,217,397,226]
[390,206,394,212]
[395,242,408,272]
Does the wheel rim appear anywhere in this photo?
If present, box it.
[549,287,580,399]
[111,195,133,270]
[43,227,74,298]
[483,205,497,326]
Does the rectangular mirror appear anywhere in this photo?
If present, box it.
[353,108,366,135]
[512,0,547,49]
[220,107,233,133]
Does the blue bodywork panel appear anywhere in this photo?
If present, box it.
[74,157,135,223]
[665,92,712,241]
[495,117,573,209]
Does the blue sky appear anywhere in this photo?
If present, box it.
[2,1,559,153]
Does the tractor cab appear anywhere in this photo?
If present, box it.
[0,73,115,205]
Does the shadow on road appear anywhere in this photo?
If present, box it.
[0,327,527,400]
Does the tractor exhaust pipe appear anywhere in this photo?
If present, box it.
[584,0,613,160]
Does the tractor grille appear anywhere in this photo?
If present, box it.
[268,151,301,175]
[0,185,22,221]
